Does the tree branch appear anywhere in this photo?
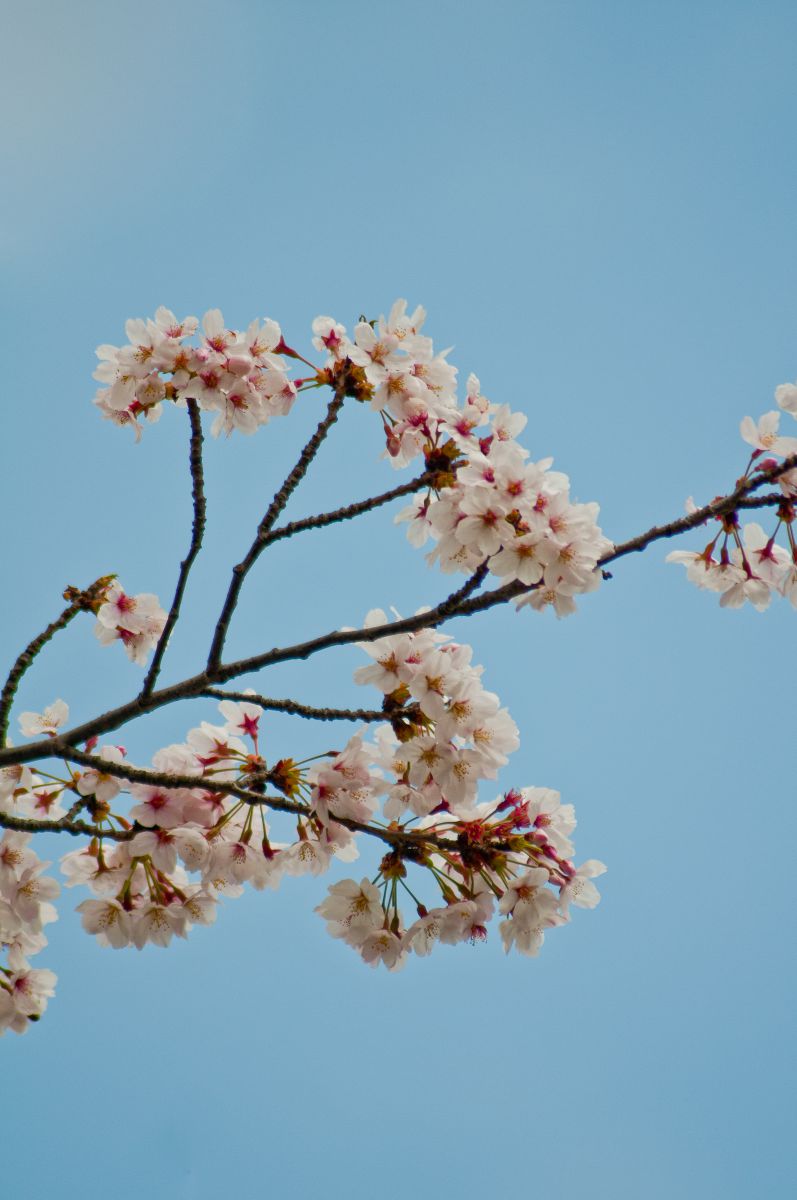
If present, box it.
[0,602,82,747]
[43,745,309,808]
[0,575,114,748]
[215,561,493,680]
[0,749,503,859]
[141,399,206,698]
[206,389,346,671]
[2,458,794,772]
[259,471,433,548]
[0,563,495,768]
[600,454,797,568]
[735,493,785,511]
[200,687,387,723]
[0,809,120,840]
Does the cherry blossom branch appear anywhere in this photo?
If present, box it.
[733,493,784,511]
[141,399,206,698]
[1,745,314,840]
[259,471,433,548]
[0,576,114,747]
[19,302,792,1021]
[1,459,792,772]
[0,602,82,747]
[0,748,510,860]
[207,389,346,671]
[0,793,452,854]
[0,679,206,769]
[599,453,797,569]
[0,750,399,850]
[199,687,387,723]
[0,566,494,768]
[0,809,119,840]
[45,746,309,810]
[215,560,498,680]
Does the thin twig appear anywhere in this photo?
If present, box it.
[48,745,308,808]
[0,602,82,746]
[260,472,433,548]
[0,574,114,746]
[141,400,206,697]
[0,809,121,840]
[207,389,346,670]
[600,456,797,568]
[201,688,386,723]
[215,560,495,680]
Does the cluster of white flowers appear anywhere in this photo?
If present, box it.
[398,419,612,615]
[93,297,797,621]
[311,302,612,615]
[305,732,382,859]
[667,389,797,609]
[93,580,167,664]
[4,632,604,1001]
[317,849,606,972]
[3,701,133,824]
[312,300,458,463]
[2,703,70,821]
[3,289,793,1033]
[315,614,605,970]
[56,695,378,955]
[0,830,59,1035]
[94,299,611,616]
[94,307,297,439]
[0,296,624,1033]
[355,609,519,819]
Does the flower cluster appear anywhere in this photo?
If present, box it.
[317,848,606,972]
[355,609,519,818]
[94,307,297,439]
[4,624,603,1000]
[3,706,136,829]
[2,704,70,820]
[95,299,611,616]
[93,580,167,664]
[0,296,626,1034]
[0,831,58,1035]
[667,389,797,609]
[58,695,379,954]
[312,300,457,465]
[3,287,795,1037]
[311,302,612,615]
[315,614,605,970]
[398,404,612,616]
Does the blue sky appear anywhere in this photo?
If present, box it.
[2,2,796,1197]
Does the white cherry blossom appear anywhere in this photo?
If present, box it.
[741,411,797,456]
[76,898,133,948]
[18,699,69,739]
[559,860,607,914]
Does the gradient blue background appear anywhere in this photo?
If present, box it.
[2,2,795,1196]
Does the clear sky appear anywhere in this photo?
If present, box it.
[2,2,796,1197]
